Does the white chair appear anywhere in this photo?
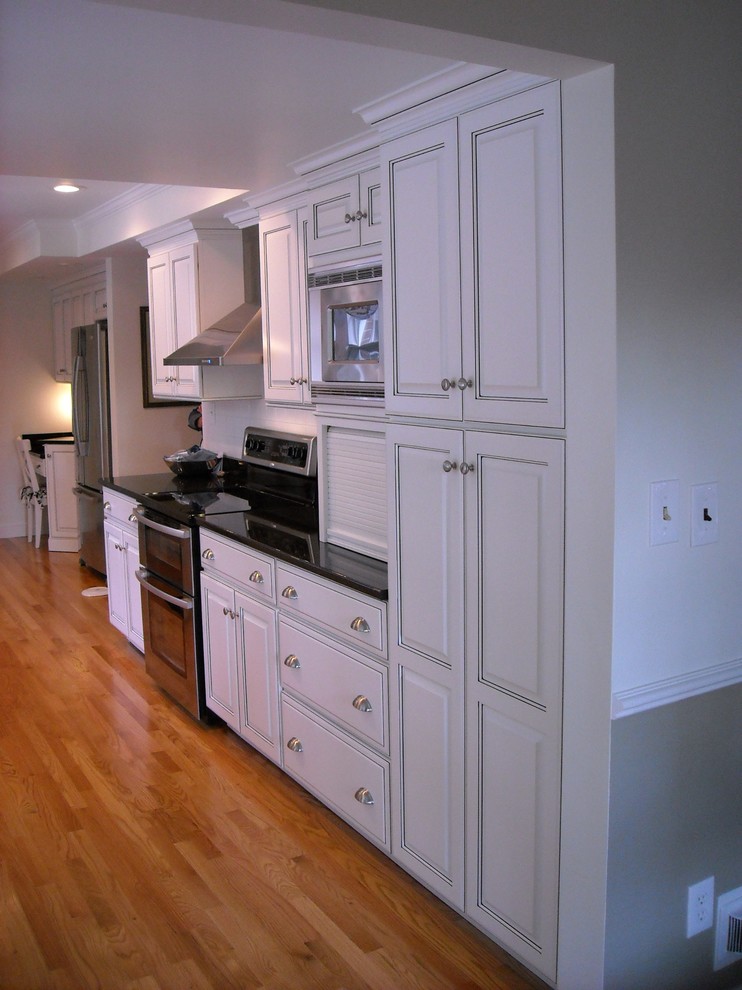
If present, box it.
[15,437,47,548]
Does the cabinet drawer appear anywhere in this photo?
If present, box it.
[200,530,275,600]
[103,489,139,529]
[276,564,386,656]
[279,619,387,751]
[281,697,389,848]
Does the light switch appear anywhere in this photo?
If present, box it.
[691,483,719,546]
[650,480,679,545]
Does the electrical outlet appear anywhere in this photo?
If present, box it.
[691,482,719,546]
[650,480,679,545]
[687,876,715,937]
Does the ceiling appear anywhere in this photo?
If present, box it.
[0,0,465,281]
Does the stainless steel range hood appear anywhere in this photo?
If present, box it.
[163,302,263,366]
[163,225,263,367]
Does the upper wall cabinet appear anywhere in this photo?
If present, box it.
[143,225,262,402]
[51,271,107,382]
[306,168,382,259]
[382,82,564,428]
[259,208,312,405]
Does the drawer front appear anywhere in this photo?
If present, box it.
[276,564,385,655]
[282,697,389,848]
[103,489,138,529]
[279,619,387,751]
[200,530,275,600]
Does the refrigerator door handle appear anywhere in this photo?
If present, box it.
[72,350,90,456]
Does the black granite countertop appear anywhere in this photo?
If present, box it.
[103,472,388,601]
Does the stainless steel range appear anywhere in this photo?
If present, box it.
[134,429,317,720]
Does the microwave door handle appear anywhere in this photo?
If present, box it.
[134,506,190,539]
[135,568,194,610]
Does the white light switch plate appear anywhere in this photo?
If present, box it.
[650,480,679,545]
[691,483,719,546]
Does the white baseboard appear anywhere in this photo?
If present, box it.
[612,657,742,718]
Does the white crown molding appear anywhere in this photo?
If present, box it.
[136,215,239,250]
[611,657,742,718]
[236,178,309,218]
[291,134,380,183]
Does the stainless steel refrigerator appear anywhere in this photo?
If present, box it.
[72,321,112,576]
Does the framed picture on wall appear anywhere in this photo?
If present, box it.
[140,306,190,408]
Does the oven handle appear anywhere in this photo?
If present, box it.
[135,568,194,610]
[134,505,190,540]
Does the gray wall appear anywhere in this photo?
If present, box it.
[606,684,742,990]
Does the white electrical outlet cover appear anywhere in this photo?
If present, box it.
[687,876,715,937]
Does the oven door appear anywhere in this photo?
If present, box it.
[135,506,194,594]
[135,566,202,719]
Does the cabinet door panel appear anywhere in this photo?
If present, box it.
[201,575,241,731]
[307,176,359,255]
[388,425,463,668]
[169,245,200,397]
[260,212,306,402]
[460,82,564,427]
[147,255,174,396]
[104,522,128,638]
[124,537,144,653]
[382,120,462,417]
[237,591,280,762]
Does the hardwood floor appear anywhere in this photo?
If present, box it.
[0,538,548,990]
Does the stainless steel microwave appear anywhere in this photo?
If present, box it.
[308,263,383,401]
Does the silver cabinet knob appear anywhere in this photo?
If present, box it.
[202,548,215,560]
[290,376,298,385]
[350,616,370,633]
[440,378,457,391]
[128,513,137,523]
[344,213,353,224]
[249,570,264,585]
[460,462,475,475]
[283,654,301,669]
[352,695,373,713]
[442,460,458,473]
[354,787,374,805]
[354,209,367,221]
[457,377,473,390]
[222,606,235,619]
[281,586,298,600]
[103,501,111,511]
[287,736,303,753]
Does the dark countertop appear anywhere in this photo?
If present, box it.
[23,432,75,456]
[103,472,388,601]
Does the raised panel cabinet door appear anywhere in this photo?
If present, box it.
[260,211,307,403]
[464,431,564,982]
[201,574,241,732]
[382,119,463,418]
[307,175,360,256]
[459,81,564,428]
[124,534,144,652]
[169,244,201,399]
[236,591,280,764]
[52,294,73,381]
[146,254,175,397]
[45,447,80,550]
[387,423,465,906]
[359,167,383,247]
[104,521,128,639]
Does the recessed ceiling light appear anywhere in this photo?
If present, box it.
[53,182,82,193]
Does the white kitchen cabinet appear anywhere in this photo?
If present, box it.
[44,444,81,553]
[382,82,564,428]
[102,489,143,651]
[200,531,280,763]
[388,424,564,975]
[306,168,382,258]
[144,226,261,402]
[51,271,107,382]
[259,209,311,404]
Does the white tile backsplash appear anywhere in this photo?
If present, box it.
[201,398,318,458]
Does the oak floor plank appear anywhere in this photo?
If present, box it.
[0,538,547,990]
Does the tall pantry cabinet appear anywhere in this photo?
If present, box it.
[382,80,565,981]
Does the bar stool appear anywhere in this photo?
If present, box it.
[15,436,47,548]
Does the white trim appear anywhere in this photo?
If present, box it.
[611,657,742,718]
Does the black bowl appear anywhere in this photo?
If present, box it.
[163,448,220,477]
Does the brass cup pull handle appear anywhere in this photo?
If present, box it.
[282,586,298,600]
[283,654,301,669]
[350,616,370,634]
[249,570,264,585]
[287,737,303,753]
[352,695,372,713]
[354,787,374,805]
[202,548,215,560]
